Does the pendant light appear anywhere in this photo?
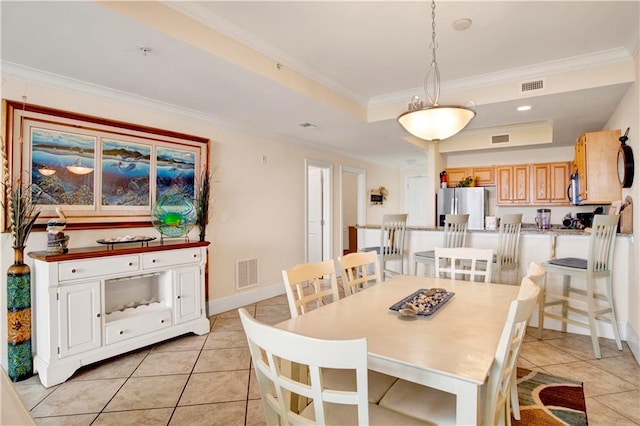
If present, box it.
[398,0,475,141]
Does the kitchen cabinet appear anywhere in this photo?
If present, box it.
[496,164,530,205]
[532,162,571,205]
[574,130,622,204]
[445,166,495,187]
[29,242,210,387]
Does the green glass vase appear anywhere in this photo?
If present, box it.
[7,247,33,382]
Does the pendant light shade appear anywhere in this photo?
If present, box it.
[398,105,476,141]
[398,0,475,141]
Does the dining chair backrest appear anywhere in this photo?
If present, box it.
[442,214,469,248]
[587,214,619,273]
[239,308,370,425]
[496,214,522,268]
[282,259,340,318]
[525,261,545,286]
[484,277,540,425]
[434,247,493,283]
[339,251,381,296]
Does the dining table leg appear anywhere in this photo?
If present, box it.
[456,382,482,425]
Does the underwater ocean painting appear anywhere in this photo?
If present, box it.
[156,147,196,199]
[102,139,151,206]
[30,127,96,206]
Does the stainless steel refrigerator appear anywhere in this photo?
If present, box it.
[437,187,487,230]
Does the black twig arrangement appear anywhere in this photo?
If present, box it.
[195,168,214,241]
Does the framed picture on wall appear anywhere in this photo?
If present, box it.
[3,100,209,229]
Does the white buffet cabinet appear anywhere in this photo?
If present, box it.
[29,241,210,387]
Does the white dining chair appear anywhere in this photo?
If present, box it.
[281,259,340,318]
[538,214,622,359]
[511,261,545,420]
[362,213,408,279]
[238,308,430,425]
[493,213,523,284]
[282,258,398,403]
[435,246,494,283]
[339,251,381,296]
[414,214,468,276]
[378,277,540,425]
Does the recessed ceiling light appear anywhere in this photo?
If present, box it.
[452,18,472,31]
[517,105,532,112]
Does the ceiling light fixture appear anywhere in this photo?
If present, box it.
[517,105,532,112]
[398,0,476,142]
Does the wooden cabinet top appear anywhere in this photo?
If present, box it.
[28,241,210,263]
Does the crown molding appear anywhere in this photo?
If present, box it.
[370,47,633,107]
[1,61,220,125]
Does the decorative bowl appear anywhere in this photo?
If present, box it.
[151,194,196,238]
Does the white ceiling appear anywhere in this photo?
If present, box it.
[1,1,638,168]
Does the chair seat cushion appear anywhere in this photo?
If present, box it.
[378,379,456,424]
[548,257,587,269]
[414,250,435,259]
[321,369,398,403]
[301,400,431,425]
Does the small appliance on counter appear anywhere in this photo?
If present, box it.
[535,208,552,230]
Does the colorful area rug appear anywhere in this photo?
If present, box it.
[513,368,587,425]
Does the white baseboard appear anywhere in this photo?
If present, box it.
[207,282,285,316]
[626,324,640,365]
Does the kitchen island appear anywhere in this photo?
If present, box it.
[358,225,633,343]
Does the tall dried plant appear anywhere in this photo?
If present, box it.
[195,168,214,240]
[1,136,41,249]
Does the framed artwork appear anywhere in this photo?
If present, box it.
[3,100,209,229]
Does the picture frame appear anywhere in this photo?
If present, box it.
[3,100,209,229]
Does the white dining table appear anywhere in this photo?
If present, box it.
[276,274,520,425]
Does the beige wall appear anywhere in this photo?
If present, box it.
[0,76,401,369]
[605,51,640,361]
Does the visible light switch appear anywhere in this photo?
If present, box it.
[261,155,267,165]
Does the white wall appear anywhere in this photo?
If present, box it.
[0,75,401,369]
[604,51,640,362]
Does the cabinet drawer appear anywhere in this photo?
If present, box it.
[105,309,172,345]
[142,248,201,269]
[59,256,140,281]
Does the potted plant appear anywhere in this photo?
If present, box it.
[195,169,213,242]
[2,178,41,381]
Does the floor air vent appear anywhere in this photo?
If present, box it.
[491,134,510,144]
[236,258,258,289]
[520,78,545,94]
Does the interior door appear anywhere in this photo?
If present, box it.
[405,174,428,226]
[306,161,332,263]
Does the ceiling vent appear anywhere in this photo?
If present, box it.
[491,134,510,144]
[519,78,545,94]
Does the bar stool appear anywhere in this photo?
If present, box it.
[413,214,468,276]
[362,214,407,279]
[538,214,622,359]
[492,214,522,284]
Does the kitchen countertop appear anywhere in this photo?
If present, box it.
[356,224,631,236]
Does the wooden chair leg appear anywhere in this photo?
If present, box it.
[585,277,602,359]
[537,274,547,340]
[605,276,623,351]
[561,275,570,333]
[510,371,520,420]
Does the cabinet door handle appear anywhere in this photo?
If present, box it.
[177,295,181,299]
[128,262,133,266]
[96,313,101,318]
[193,254,197,258]
[119,330,124,335]
[152,259,156,263]
[160,319,165,324]
[71,268,77,273]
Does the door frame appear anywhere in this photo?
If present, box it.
[339,166,366,254]
[405,173,429,227]
[305,159,333,262]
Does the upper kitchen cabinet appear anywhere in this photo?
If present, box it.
[532,162,571,205]
[445,166,495,187]
[574,130,622,204]
[496,165,530,205]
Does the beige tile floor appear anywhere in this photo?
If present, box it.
[12,293,640,425]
